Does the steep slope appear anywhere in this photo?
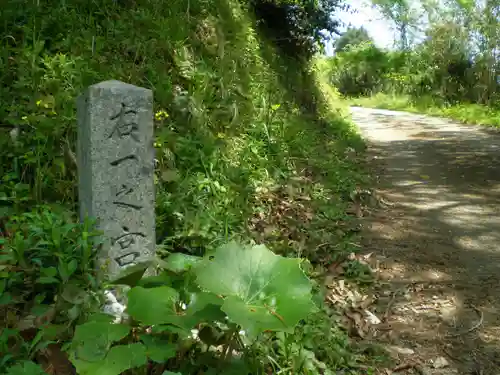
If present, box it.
[0,0,364,254]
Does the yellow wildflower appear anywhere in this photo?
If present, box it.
[155,110,169,120]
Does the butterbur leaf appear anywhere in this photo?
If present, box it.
[86,313,116,323]
[127,286,179,325]
[138,273,173,288]
[71,343,147,375]
[195,241,313,335]
[164,291,224,330]
[70,321,130,362]
[108,261,153,287]
[5,361,46,375]
[186,292,222,314]
[128,286,222,329]
[163,253,202,273]
[140,335,177,362]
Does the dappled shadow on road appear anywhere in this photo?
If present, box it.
[353,107,500,374]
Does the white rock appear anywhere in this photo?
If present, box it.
[386,345,415,355]
[431,356,449,369]
[103,290,126,323]
[364,309,382,325]
[10,127,19,142]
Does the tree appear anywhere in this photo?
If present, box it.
[370,0,421,50]
[334,26,373,53]
[416,21,473,102]
[329,42,391,96]
[330,0,500,108]
[435,0,500,104]
[248,0,347,59]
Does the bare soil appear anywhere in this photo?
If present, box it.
[352,107,500,375]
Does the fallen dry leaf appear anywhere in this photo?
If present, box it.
[37,344,76,375]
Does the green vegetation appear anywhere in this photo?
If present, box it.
[0,0,377,374]
[326,0,500,126]
[333,27,372,54]
[67,242,315,375]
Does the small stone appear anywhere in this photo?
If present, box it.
[386,345,415,356]
[103,291,126,323]
[364,309,381,325]
[431,356,449,369]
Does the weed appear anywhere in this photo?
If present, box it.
[0,206,101,372]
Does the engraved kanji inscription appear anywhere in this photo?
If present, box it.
[115,183,133,197]
[110,154,138,166]
[109,102,139,141]
[112,183,143,211]
[113,201,143,210]
[111,226,146,250]
[114,252,140,267]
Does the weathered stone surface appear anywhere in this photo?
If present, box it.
[77,80,155,280]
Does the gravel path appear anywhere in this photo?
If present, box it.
[351,106,500,374]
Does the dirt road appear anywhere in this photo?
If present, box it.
[351,107,500,374]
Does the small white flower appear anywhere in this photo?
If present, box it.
[190,329,199,340]
[10,127,19,142]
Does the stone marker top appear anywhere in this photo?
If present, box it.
[89,80,152,92]
[77,80,155,281]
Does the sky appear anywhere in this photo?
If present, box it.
[324,0,396,55]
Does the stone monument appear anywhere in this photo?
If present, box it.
[77,80,155,282]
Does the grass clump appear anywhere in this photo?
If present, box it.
[0,0,374,373]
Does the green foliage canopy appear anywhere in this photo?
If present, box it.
[334,26,372,53]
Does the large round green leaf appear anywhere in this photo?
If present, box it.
[194,242,313,335]
[127,286,179,325]
[71,343,147,375]
[163,253,203,273]
[70,321,130,362]
[140,335,177,362]
[127,286,223,329]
